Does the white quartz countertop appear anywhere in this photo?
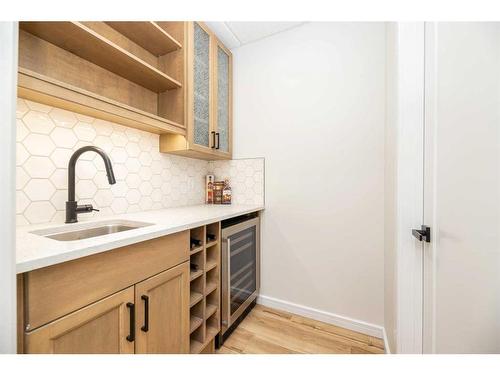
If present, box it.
[16,204,264,274]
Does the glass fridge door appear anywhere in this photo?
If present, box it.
[228,226,257,317]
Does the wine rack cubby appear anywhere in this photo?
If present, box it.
[189,222,221,354]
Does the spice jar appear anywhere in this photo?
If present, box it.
[222,179,232,204]
[213,181,224,204]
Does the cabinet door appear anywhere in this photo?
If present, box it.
[189,21,213,152]
[213,39,232,157]
[135,262,190,353]
[25,287,135,354]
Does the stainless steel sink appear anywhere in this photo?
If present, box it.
[31,220,154,241]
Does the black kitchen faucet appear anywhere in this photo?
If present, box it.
[65,146,116,223]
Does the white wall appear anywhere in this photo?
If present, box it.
[0,22,18,353]
[233,23,386,328]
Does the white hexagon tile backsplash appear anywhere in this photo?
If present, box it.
[16,99,265,226]
[208,158,265,205]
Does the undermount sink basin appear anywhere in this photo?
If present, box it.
[31,220,154,242]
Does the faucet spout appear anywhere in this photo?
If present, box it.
[66,146,115,223]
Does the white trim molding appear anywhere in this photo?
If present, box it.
[257,295,384,339]
[422,21,437,354]
[393,22,426,354]
[382,327,391,354]
[0,21,18,353]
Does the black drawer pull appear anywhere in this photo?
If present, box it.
[141,295,149,332]
[126,302,135,342]
[216,132,220,149]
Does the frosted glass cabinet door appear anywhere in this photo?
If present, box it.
[192,22,211,149]
[214,40,232,157]
[215,42,232,155]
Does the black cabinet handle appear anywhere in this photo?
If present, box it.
[211,131,216,149]
[141,295,149,332]
[216,132,220,149]
[126,302,135,342]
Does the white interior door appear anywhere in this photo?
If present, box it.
[423,22,500,353]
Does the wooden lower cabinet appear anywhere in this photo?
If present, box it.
[135,262,190,354]
[24,262,191,354]
[19,230,210,354]
[25,287,135,354]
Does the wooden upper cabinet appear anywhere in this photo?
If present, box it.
[25,287,135,354]
[189,22,213,153]
[213,38,233,157]
[160,22,233,160]
[17,21,231,160]
[135,262,190,354]
[17,21,186,135]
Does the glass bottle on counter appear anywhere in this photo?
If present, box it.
[206,175,214,204]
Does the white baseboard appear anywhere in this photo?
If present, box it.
[257,295,384,340]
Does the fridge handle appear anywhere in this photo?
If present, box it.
[226,238,231,325]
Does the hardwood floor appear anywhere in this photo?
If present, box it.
[217,305,385,354]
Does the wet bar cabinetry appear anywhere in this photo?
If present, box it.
[188,222,221,353]
[17,21,232,160]
[16,221,224,354]
[17,231,190,354]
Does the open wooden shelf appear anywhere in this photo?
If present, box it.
[190,316,203,334]
[106,22,182,56]
[206,259,217,272]
[190,339,204,354]
[190,269,203,281]
[206,325,219,342]
[190,291,203,307]
[206,222,220,244]
[190,245,203,255]
[20,22,181,93]
[189,223,221,354]
[18,68,185,135]
[205,281,217,296]
[205,240,218,248]
[206,304,217,319]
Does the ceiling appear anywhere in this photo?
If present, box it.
[204,22,305,49]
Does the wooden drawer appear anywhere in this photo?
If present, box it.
[23,230,189,331]
[25,286,135,354]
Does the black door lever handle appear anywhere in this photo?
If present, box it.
[412,225,431,243]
